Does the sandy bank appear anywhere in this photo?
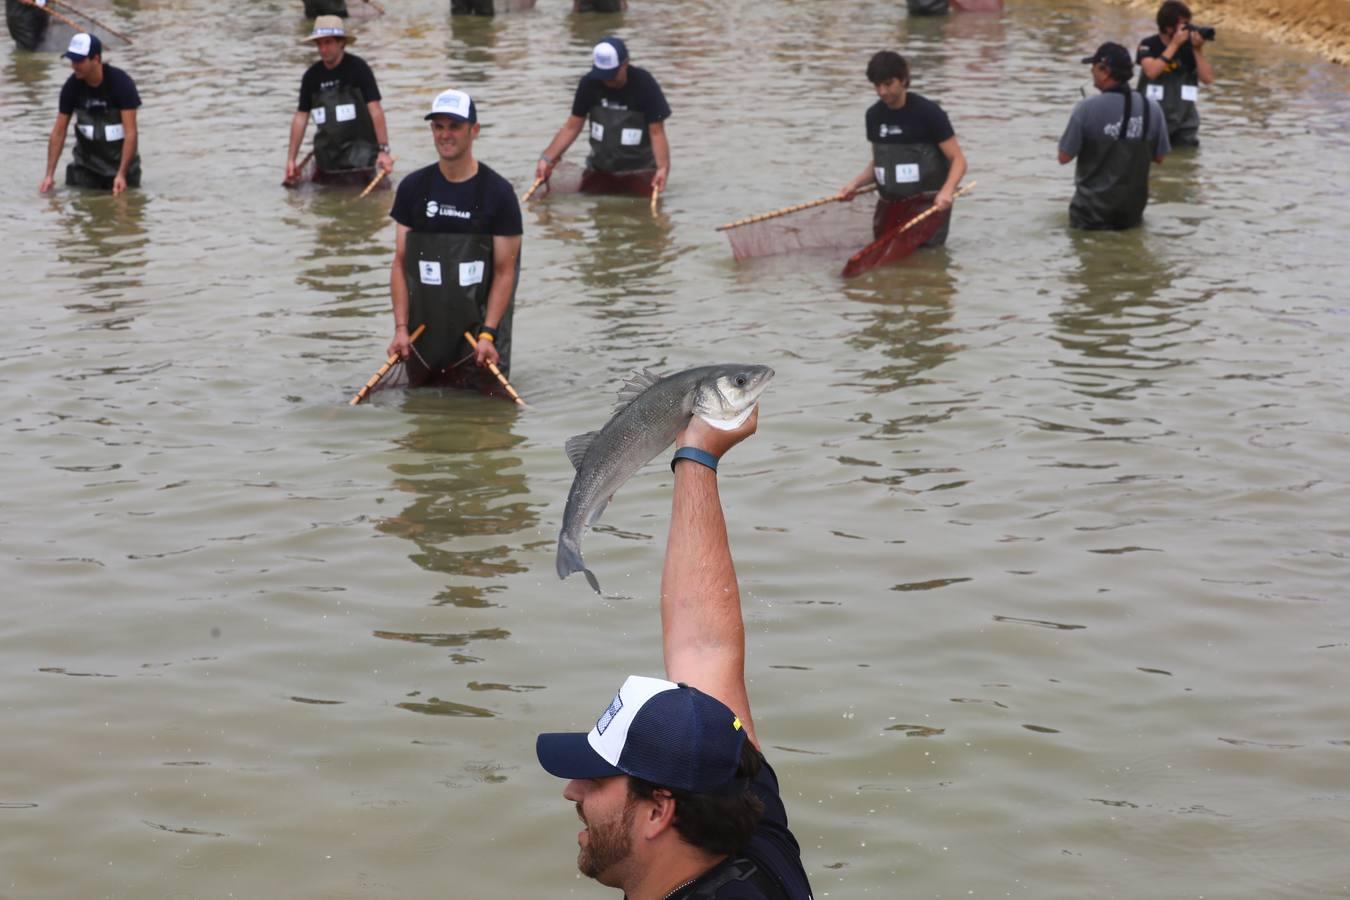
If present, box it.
[1096,0,1350,65]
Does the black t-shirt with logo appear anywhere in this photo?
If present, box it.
[864,93,954,145]
[569,65,671,122]
[58,65,141,115]
[297,53,381,111]
[389,163,523,236]
[1136,35,1198,74]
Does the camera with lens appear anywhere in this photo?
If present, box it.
[1184,23,1217,41]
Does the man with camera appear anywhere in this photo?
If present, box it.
[1058,43,1169,230]
[1137,0,1215,147]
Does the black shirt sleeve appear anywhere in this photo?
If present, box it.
[630,68,671,123]
[107,67,142,110]
[347,55,381,103]
[58,76,77,115]
[298,63,318,112]
[1136,34,1164,61]
[923,98,955,143]
[484,171,523,237]
[865,102,880,142]
[570,77,596,118]
[389,170,422,228]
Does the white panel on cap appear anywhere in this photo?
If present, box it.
[69,33,91,54]
[587,675,677,767]
[593,43,620,69]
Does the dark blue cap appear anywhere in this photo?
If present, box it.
[1081,42,1132,73]
[536,675,748,794]
[63,33,102,61]
[586,36,629,81]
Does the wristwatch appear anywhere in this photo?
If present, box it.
[378,143,391,153]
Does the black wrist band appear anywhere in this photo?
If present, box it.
[671,447,718,473]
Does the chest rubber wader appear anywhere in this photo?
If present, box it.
[576,0,624,10]
[906,0,950,14]
[1137,56,1199,146]
[6,0,49,51]
[310,83,377,174]
[586,103,654,173]
[1070,90,1154,230]
[303,0,349,18]
[69,105,141,189]
[402,167,518,393]
[451,0,495,13]
[872,139,950,247]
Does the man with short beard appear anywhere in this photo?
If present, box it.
[536,410,815,900]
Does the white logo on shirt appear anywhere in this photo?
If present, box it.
[879,124,904,138]
[424,201,472,220]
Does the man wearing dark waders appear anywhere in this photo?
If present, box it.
[303,0,348,17]
[386,89,522,394]
[534,37,671,195]
[38,34,141,194]
[1136,0,1214,147]
[1058,43,1170,230]
[573,0,627,10]
[536,410,816,900]
[285,16,393,186]
[906,0,949,15]
[837,51,968,247]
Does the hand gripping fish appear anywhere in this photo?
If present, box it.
[557,364,775,593]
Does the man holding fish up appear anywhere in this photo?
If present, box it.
[540,368,816,898]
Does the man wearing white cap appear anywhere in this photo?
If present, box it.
[285,15,393,185]
[536,411,816,899]
[385,89,522,395]
[39,33,141,194]
[535,36,671,194]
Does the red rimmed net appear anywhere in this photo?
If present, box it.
[533,160,654,198]
[841,193,948,278]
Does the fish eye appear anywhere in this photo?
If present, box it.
[735,375,747,386]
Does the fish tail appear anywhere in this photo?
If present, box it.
[557,534,602,593]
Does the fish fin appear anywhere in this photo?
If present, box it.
[564,431,600,470]
[557,535,602,593]
[613,368,664,414]
[585,495,612,527]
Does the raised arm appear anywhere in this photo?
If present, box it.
[661,409,761,749]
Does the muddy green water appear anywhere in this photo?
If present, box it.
[4,0,1350,897]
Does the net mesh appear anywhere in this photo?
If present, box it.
[8,0,132,52]
[841,193,948,278]
[721,198,876,263]
[535,160,655,198]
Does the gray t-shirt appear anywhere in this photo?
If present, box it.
[1059,91,1170,162]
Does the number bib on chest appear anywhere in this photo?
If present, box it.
[459,261,485,286]
[1145,84,1164,101]
[895,163,921,184]
[1180,84,1199,102]
[335,103,357,122]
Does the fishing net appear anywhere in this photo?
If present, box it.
[7,0,131,52]
[283,156,387,190]
[534,160,654,198]
[359,350,515,403]
[720,195,877,262]
[841,193,948,278]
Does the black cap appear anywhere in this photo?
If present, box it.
[1081,42,1132,71]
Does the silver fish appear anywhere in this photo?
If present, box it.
[557,364,775,593]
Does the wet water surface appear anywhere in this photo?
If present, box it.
[3,0,1350,897]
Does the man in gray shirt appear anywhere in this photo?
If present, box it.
[1058,42,1169,230]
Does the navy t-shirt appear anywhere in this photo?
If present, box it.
[569,65,671,122]
[1136,34,1198,74]
[865,93,954,145]
[390,163,523,236]
[58,65,141,115]
[298,52,381,111]
[667,759,815,900]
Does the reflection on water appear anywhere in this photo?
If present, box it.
[52,188,150,325]
[843,252,959,396]
[376,391,536,609]
[1051,227,1195,401]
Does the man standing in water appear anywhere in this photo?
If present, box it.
[386,89,522,393]
[1136,0,1215,147]
[1058,43,1170,230]
[837,50,968,247]
[39,33,141,194]
[534,37,671,194]
[285,15,393,185]
[536,411,815,900]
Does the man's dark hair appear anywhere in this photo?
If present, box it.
[627,741,765,856]
[1157,0,1192,31]
[866,51,910,87]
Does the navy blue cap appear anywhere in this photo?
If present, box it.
[586,36,629,81]
[63,33,102,61]
[1081,42,1132,72]
[537,675,748,794]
